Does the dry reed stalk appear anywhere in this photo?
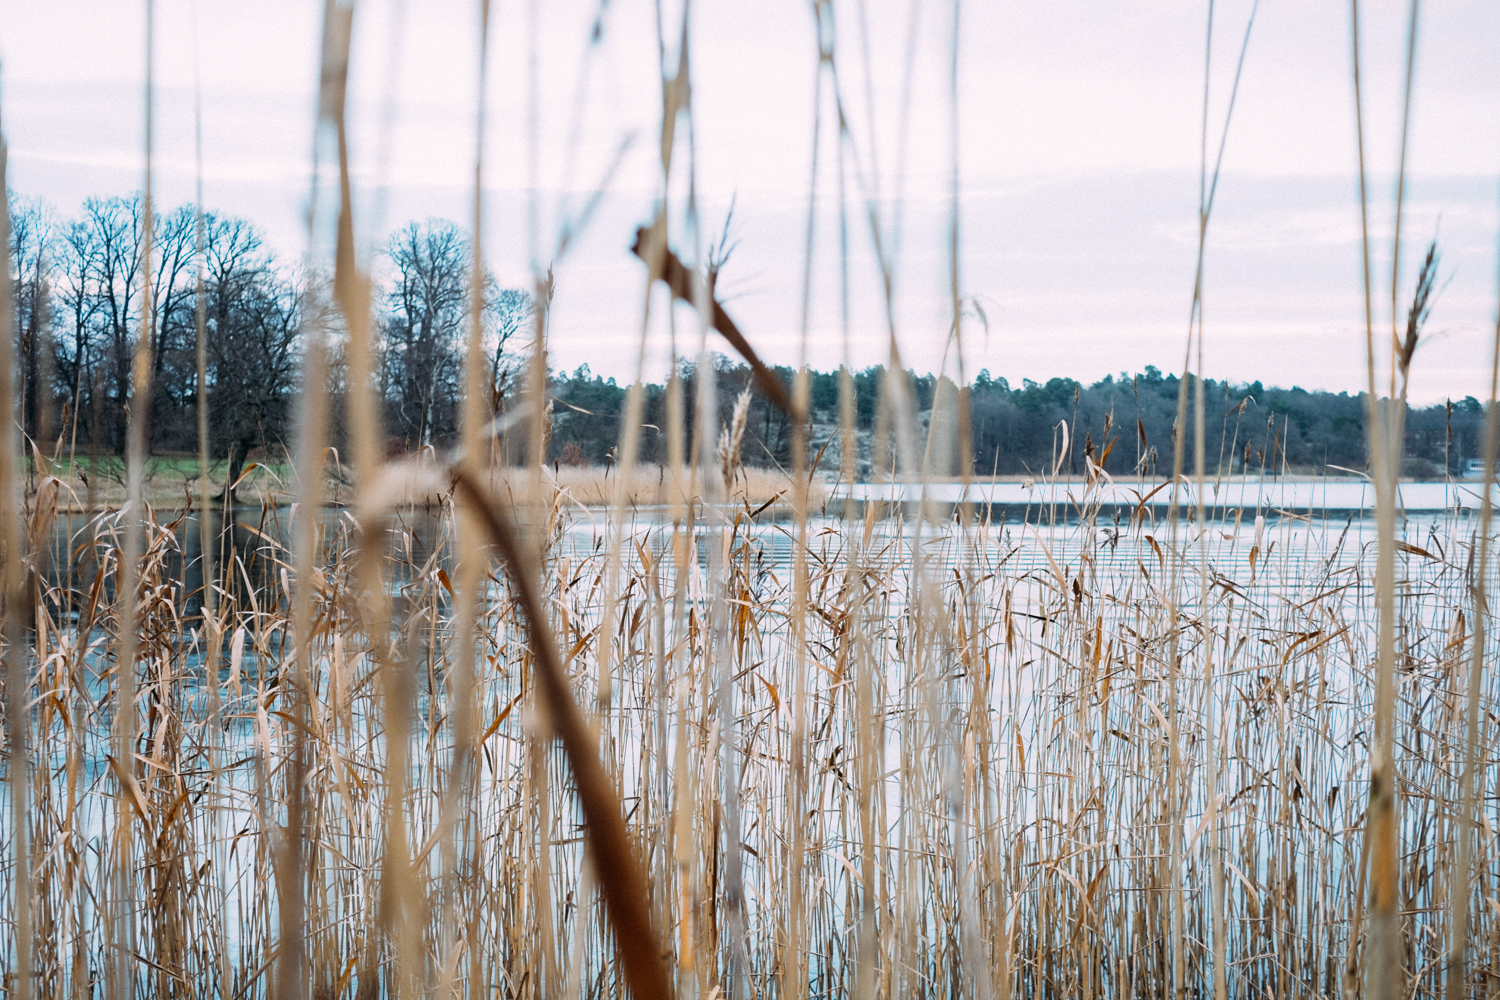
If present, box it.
[828,47,885,994]
[1444,460,1499,981]
[186,48,234,996]
[1191,11,1225,1000]
[281,249,329,1000]
[520,15,562,983]
[452,467,674,1000]
[1348,3,1419,998]
[190,0,218,752]
[664,365,699,993]
[272,5,353,998]
[106,7,156,992]
[596,351,664,733]
[693,285,743,1000]
[433,5,493,998]
[310,4,416,997]
[589,26,689,994]
[940,5,992,995]
[630,234,797,424]
[0,108,33,1000]
[1443,125,1500,1000]
[637,48,683,979]
[783,363,811,1000]
[780,6,835,988]
[1163,5,1261,994]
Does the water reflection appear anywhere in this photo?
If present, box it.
[39,502,452,619]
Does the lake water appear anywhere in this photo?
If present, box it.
[835,477,1497,513]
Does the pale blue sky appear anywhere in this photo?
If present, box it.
[1,0,1497,403]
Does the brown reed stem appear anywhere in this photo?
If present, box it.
[0,114,33,1000]
[451,466,675,1000]
[1444,170,1500,1000]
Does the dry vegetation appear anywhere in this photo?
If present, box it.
[1,1,1497,999]
[4,457,1500,999]
[20,459,292,511]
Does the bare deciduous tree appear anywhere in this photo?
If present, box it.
[199,214,301,496]
[380,219,528,449]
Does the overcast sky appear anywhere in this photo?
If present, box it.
[1,0,1497,404]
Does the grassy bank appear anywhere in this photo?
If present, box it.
[21,459,822,512]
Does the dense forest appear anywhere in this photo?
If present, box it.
[9,191,1483,483]
[548,361,1486,480]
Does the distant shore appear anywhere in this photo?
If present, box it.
[24,457,1495,513]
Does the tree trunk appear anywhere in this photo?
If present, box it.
[221,440,250,505]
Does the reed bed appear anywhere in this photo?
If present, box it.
[1,472,1499,999]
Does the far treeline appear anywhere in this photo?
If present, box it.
[8,192,1482,483]
[550,362,1487,480]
